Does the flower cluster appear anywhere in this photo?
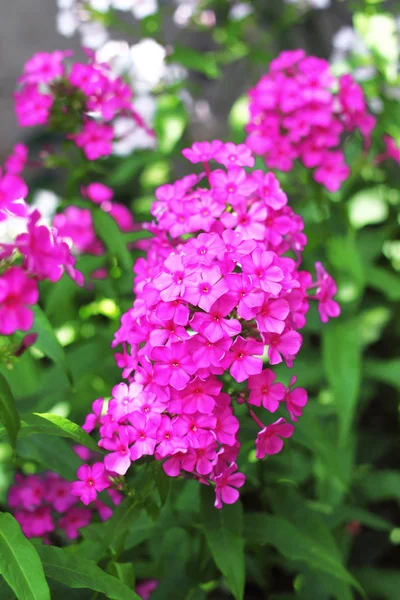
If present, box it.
[0,146,83,336]
[75,141,340,509]
[15,49,153,160]
[374,135,400,166]
[245,49,376,191]
[8,461,120,541]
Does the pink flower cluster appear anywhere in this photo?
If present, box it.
[75,141,340,509]
[14,50,153,160]
[8,463,120,541]
[245,49,376,192]
[374,135,400,165]
[0,146,83,336]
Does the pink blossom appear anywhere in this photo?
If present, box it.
[263,330,302,367]
[210,167,256,206]
[255,298,290,334]
[225,273,264,320]
[182,433,217,475]
[128,413,160,461]
[190,295,241,342]
[214,142,255,169]
[58,506,92,539]
[184,266,229,311]
[71,463,110,505]
[84,182,114,203]
[82,398,104,433]
[241,248,284,295]
[228,336,264,383]
[283,376,308,421]
[248,369,285,412]
[14,85,53,127]
[182,140,223,163]
[0,267,38,335]
[154,415,187,458]
[214,463,246,509]
[136,580,159,600]
[73,121,114,160]
[0,169,28,221]
[314,262,341,323]
[255,417,295,458]
[152,342,195,390]
[102,428,135,475]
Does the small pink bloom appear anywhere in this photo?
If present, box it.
[0,267,38,335]
[71,463,110,505]
[248,369,285,412]
[214,462,246,509]
[255,417,295,458]
[228,336,264,383]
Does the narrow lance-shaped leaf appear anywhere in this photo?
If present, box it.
[29,412,100,452]
[0,512,50,600]
[200,486,245,600]
[36,545,140,600]
[31,305,73,383]
[0,373,20,448]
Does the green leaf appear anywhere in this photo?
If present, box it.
[364,358,400,391]
[358,469,400,502]
[154,468,170,506]
[17,434,81,481]
[102,497,141,554]
[108,562,135,589]
[322,319,362,446]
[365,266,400,301]
[0,512,50,600]
[200,486,245,600]
[168,46,221,78]
[92,208,133,271]
[31,306,73,383]
[353,568,400,600]
[155,95,187,154]
[0,373,20,449]
[327,235,365,297]
[27,413,99,453]
[244,513,362,593]
[36,545,140,600]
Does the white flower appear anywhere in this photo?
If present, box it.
[31,190,60,226]
[80,21,109,49]
[113,96,157,155]
[88,0,112,12]
[131,0,158,20]
[229,3,253,21]
[56,9,79,37]
[129,38,167,93]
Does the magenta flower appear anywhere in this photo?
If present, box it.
[0,267,38,335]
[184,266,229,311]
[255,418,295,459]
[182,140,223,163]
[255,298,290,334]
[154,254,195,302]
[154,415,187,458]
[191,295,241,342]
[128,413,159,461]
[152,342,195,390]
[210,167,257,206]
[82,398,104,433]
[283,376,308,422]
[248,369,286,412]
[214,463,246,509]
[182,433,217,476]
[0,170,28,221]
[214,142,255,169]
[44,473,76,513]
[252,171,287,210]
[241,248,284,295]
[84,182,114,203]
[213,406,239,446]
[162,451,187,477]
[179,377,222,414]
[263,330,302,367]
[190,334,232,370]
[225,273,264,320]
[314,262,341,323]
[71,463,110,505]
[58,506,92,539]
[73,121,114,161]
[102,427,135,475]
[229,336,264,383]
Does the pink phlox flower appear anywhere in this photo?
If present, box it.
[181,432,217,476]
[84,182,114,203]
[225,273,264,320]
[262,330,302,367]
[15,84,53,127]
[4,143,28,175]
[222,230,257,262]
[94,500,113,521]
[228,336,264,383]
[162,451,187,477]
[44,473,76,513]
[283,375,308,422]
[0,168,28,221]
[72,120,114,161]
[184,266,229,311]
[255,298,290,334]
[71,463,110,505]
[136,580,159,600]
[107,382,143,421]
[255,417,295,459]
[149,319,190,349]
[82,398,105,433]
[314,261,340,323]
[14,506,54,539]
[155,299,190,326]
[182,233,225,268]
[252,171,287,210]
[0,267,39,335]
[8,474,45,510]
[189,334,232,370]
[128,413,160,461]
[182,140,223,164]
[210,167,257,206]
[178,377,222,414]
[190,295,241,342]
[20,50,68,84]
[152,342,195,390]
[214,462,246,509]
[248,369,286,412]
[176,413,217,444]
[187,190,225,232]
[58,506,92,539]
[153,254,195,302]
[383,135,400,164]
[213,406,239,446]
[241,248,284,295]
[154,415,188,459]
[313,151,350,193]
[232,200,267,240]
[214,142,255,169]
[134,360,171,403]
[101,427,135,475]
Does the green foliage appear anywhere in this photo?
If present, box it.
[0,513,50,600]
[0,373,20,449]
